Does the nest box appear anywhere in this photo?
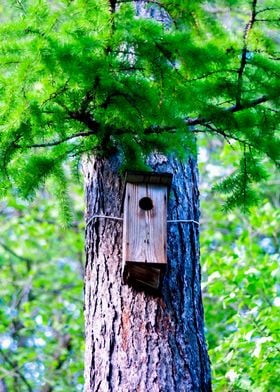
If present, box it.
[122,171,172,291]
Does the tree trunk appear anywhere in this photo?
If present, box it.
[83,154,211,391]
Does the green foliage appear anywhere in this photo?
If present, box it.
[0,0,279,210]
[199,139,280,391]
[0,181,84,391]
[203,203,280,391]
[213,151,270,211]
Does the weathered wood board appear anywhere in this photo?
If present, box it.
[122,183,167,265]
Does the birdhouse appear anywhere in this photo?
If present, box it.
[122,171,172,291]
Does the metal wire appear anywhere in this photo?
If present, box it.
[86,215,200,226]
[167,219,200,225]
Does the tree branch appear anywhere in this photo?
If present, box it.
[40,334,72,392]
[255,7,280,15]
[195,124,253,148]
[29,93,270,149]
[0,349,33,392]
[186,69,238,82]
[0,241,32,270]
[255,18,280,22]
[42,80,69,107]
[226,95,269,113]
[15,0,26,13]
[28,129,96,148]
[185,95,269,126]
[236,0,258,107]
[69,111,100,132]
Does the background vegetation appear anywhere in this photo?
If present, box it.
[0,181,84,391]
[199,137,280,391]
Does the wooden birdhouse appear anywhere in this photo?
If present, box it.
[122,171,172,291]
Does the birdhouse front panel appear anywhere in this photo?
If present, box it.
[122,171,172,291]
[122,182,167,265]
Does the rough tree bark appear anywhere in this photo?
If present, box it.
[83,154,211,391]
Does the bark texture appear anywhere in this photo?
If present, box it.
[83,154,211,391]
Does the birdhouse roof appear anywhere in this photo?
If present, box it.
[124,170,173,187]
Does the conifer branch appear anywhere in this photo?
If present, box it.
[186,69,238,82]
[185,95,269,126]
[27,94,270,151]
[226,95,269,113]
[29,130,97,148]
[255,18,280,22]
[196,124,254,149]
[15,0,26,13]
[202,124,237,147]
[42,81,70,106]
[236,0,258,107]
[69,111,100,131]
[144,125,176,134]
[255,7,280,15]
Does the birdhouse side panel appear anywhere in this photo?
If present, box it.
[122,183,167,266]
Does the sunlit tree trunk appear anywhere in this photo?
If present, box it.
[83,154,211,391]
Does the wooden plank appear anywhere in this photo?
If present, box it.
[122,183,167,267]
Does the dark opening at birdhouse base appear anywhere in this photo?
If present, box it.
[123,262,166,291]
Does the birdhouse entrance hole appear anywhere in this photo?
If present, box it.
[139,197,153,211]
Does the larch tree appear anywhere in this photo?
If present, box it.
[0,0,279,391]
